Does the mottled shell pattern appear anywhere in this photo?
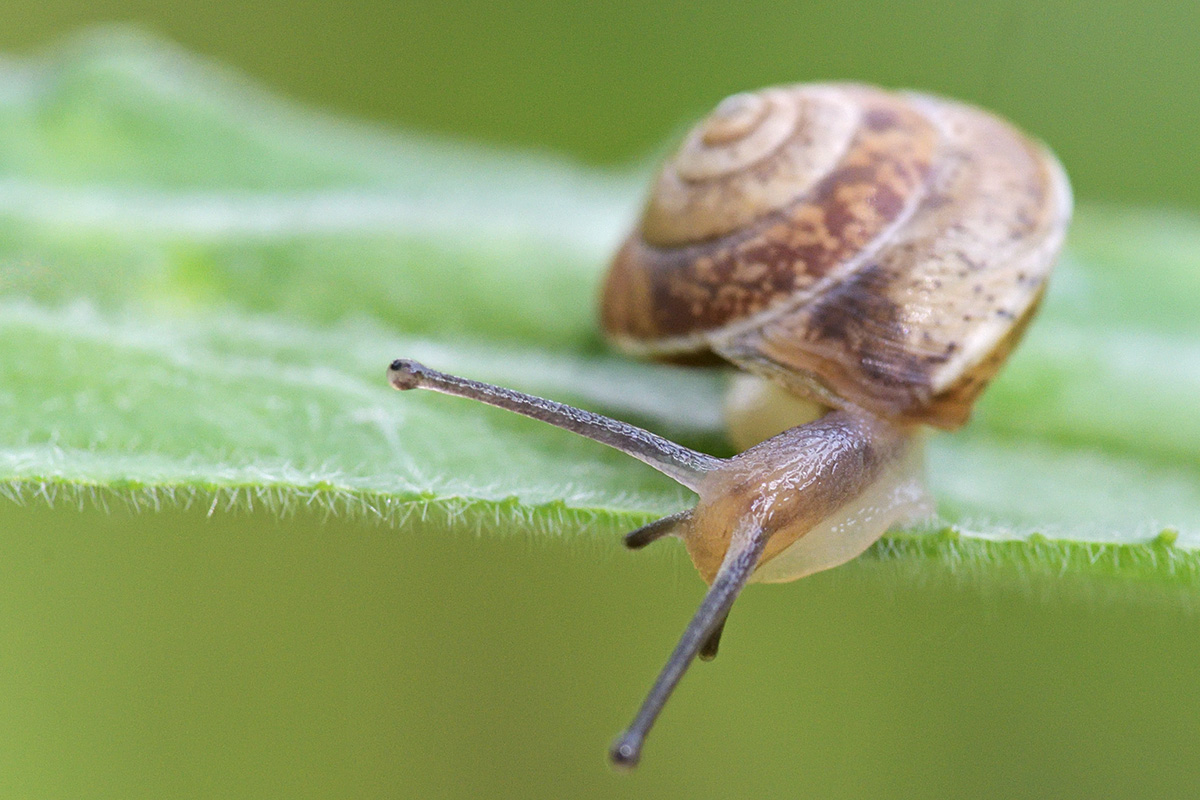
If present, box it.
[601,84,1072,429]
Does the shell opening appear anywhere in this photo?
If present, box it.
[723,373,826,451]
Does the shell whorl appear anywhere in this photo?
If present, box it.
[600,83,1072,429]
[639,87,858,246]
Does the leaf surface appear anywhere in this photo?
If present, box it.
[3,29,1199,584]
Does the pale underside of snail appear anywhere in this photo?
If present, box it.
[388,82,1072,769]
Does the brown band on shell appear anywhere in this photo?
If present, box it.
[601,87,939,345]
[711,95,1071,429]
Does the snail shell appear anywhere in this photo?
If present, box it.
[601,83,1072,428]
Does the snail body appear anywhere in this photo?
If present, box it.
[388,82,1071,768]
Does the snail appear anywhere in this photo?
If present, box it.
[387,82,1071,768]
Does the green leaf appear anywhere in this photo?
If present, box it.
[3,28,1198,584]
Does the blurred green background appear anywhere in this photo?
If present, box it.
[3,2,1200,799]
[4,0,1199,209]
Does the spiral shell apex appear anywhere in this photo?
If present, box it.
[601,83,1072,429]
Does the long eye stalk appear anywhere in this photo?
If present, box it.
[388,359,722,490]
[388,359,759,770]
[609,525,767,769]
